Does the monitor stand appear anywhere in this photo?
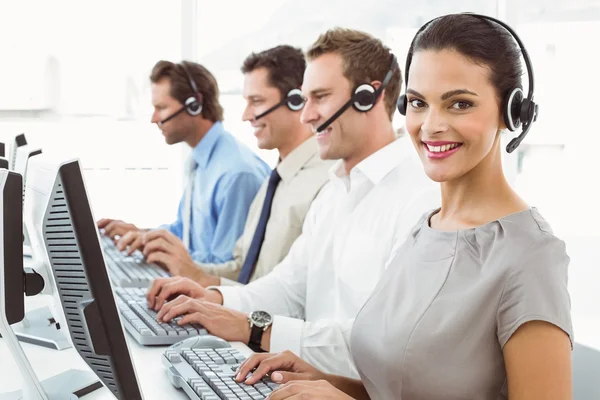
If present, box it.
[12,306,71,351]
[0,370,102,400]
[23,244,32,258]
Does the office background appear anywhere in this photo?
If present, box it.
[0,0,598,349]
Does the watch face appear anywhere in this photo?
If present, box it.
[251,311,272,328]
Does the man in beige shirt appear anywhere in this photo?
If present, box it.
[138,45,332,286]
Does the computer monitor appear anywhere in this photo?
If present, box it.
[0,142,8,175]
[13,143,42,257]
[7,144,64,350]
[0,169,25,326]
[8,133,27,171]
[1,156,143,399]
[0,167,100,399]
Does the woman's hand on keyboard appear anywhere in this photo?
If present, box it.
[236,351,326,386]
[268,380,355,400]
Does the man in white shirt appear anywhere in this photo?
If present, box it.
[146,29,440,378]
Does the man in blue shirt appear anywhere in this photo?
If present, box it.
[98,61,269,265]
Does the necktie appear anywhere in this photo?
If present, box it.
[182,156,197,251]
[238,169,281,284]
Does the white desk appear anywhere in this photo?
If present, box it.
[0,293,252,399]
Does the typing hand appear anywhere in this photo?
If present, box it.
[142,229,197,277]
[268,380,355,400]
[116,230,145,254]
[155,296,250,343]
[97,218,139,239]
[235,351,326,386]
[147,276,213,310]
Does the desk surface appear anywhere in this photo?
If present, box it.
[3,260,600,399]
[0,294,252,399]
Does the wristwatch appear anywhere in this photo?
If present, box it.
[248,310,273,352]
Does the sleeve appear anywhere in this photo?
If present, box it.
[270,317,360,378]
[497,235,574,349]
[195,171,263,264]
[216,230,309,317]
[158,195,184,239]
[195,235,244,281]
[214,191,358,377]
[214,190,321,315]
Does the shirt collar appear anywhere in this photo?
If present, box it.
[329,137,413,185]
[276,136,319,183]
[191,121,224,168]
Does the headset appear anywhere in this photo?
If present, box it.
[254,88,305,120]
[159,62,204,125]
[396,13,538,153]
[316,54,398,133]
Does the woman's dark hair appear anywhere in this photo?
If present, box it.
[409,14,523,106]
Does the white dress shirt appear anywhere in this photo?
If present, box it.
[216,137,441,377]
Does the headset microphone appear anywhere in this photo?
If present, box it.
[158,103,189,125]
[316,55,397,133]
[254,88,305,120]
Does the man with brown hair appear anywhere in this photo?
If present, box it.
[147,29,440,377]
[149,45,332,286]
[98,61,270,266]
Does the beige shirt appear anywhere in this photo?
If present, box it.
[196,136,333,285]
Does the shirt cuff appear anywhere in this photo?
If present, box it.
[269,315,304,356]
[208,286,244,311]
[219,277,243,287]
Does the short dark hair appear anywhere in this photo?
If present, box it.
[410,14,523,106]
[306,28,401,120]
[241,45,306,100]
[150,60,224,122]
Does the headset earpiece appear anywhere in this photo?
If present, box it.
[520,97,537,124]
[181,62,204,116]
[185,95,203,116]
[285,88,305,111]
[503,87,523,131]
[397,94,408,116]
[352,84,376,112]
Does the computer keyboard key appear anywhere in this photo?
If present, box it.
[115,287,207,346]
[164,338,276,399]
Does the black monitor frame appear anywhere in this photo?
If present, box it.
[41,160,143,399]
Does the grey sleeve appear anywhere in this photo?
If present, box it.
[496,235,574,349]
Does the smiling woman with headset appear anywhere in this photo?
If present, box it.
[233,13,573,400]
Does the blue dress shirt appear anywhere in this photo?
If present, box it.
[163,122,270,263]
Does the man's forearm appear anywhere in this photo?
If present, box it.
[327,374,369,399]
[186,267,221,288]
[194,258,243,283]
